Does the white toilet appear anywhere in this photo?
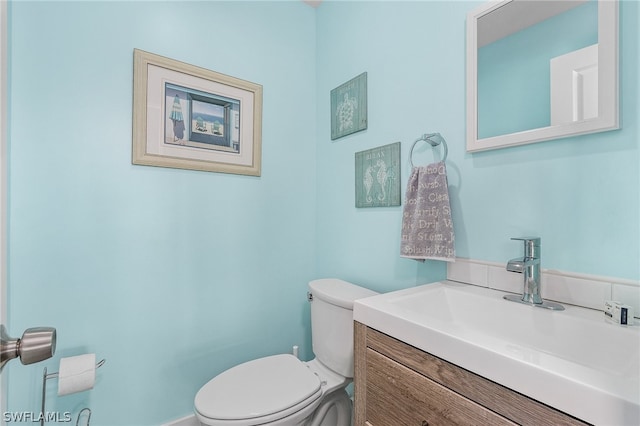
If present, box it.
[194,278,378,426]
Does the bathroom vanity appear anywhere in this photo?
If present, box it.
[352,281,640,426]
[353,322,586,426]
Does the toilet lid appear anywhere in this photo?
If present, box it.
[195,354,322,421]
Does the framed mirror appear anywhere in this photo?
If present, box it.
[466,0,619,152]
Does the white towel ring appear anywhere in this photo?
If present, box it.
[408,133,448,168]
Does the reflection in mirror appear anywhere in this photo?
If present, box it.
[478,1,597,139]
[466,0,619,152]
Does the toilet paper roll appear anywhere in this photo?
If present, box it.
[57,353,96,396]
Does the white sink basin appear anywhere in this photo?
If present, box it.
[353,280,640,425]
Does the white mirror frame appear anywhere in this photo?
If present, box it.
[466,0,619,152]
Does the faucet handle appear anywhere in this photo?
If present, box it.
[511,237,540,244]
[511,237,540,258]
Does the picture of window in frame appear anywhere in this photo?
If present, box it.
[133,49,262,176]
[165,83,241,154]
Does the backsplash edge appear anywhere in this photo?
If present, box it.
[447,258,640,318]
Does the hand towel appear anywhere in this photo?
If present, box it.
[400,161,455,261]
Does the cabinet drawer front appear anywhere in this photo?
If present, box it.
[366,348,516,426]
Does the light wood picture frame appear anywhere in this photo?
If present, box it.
[132,49,263,176]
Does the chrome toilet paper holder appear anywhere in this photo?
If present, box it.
[40,358,105,426]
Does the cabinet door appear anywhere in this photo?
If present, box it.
[365,348,516,426]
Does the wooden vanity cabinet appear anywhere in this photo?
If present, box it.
[353,321,589,426]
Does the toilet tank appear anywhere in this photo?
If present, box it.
[308,278,378,378]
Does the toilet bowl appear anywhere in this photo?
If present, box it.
[194,355,350,426]
[194,279,377,426]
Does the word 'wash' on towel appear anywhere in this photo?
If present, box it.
[400,161,455,261]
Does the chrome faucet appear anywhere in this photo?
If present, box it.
[504,237,564,310]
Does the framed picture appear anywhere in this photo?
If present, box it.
[331,72,367,140]
[355,142,401,208]
[132,49,263,176]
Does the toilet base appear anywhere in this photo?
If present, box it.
[307,389,352,426]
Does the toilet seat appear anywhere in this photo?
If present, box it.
[195,354,322,425]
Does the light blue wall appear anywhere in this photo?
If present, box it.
[315,1,460,291]
[7,1,316,425]
[6,1,639,425]
[315,0,639,288]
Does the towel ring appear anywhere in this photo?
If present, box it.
[408,133,448,167]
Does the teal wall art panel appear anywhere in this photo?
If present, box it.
[355,142,401,208]
[331,72,368,140]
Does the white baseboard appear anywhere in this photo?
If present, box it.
[162,414,199,426]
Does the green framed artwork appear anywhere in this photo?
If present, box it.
[331,72,367,140]
[355,142,401,208]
